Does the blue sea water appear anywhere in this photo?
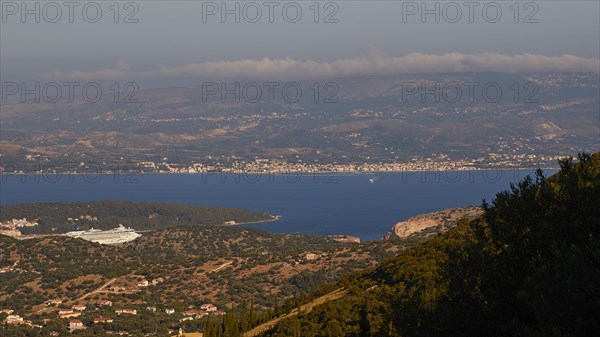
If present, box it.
[0,170,552,241]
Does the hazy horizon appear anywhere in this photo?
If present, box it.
[2,1,599,89]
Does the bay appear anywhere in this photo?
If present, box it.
[0,170,552,241]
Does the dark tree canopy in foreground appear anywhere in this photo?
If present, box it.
[262,153,600,337]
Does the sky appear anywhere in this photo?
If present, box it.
[1,1,599,88]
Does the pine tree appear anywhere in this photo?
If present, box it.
[240,299,248,331]
[249,298,255,327]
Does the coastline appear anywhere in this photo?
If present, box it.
[2,220,281,241]
[222,215,282,227]
[0,166,561,176]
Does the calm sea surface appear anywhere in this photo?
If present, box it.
[0,170,553,241]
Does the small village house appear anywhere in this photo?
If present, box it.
[200,304,217,312]
[5,314,24,324]
[72,305,86,311]
[116,309,137,315]
[69,320,85,332]
[93,317,114,324]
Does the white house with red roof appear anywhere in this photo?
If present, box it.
[69,320,85,332]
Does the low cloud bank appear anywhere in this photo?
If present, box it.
[41,52,600,81]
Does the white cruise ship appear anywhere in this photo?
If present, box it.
[64,224,141,245]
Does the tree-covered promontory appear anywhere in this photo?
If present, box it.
[1,201,275,234]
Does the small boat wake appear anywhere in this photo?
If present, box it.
[366,175,382,184]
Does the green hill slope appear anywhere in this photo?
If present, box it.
[260,153,600,337]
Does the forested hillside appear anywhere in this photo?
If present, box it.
[0,206,411,336]
[261,153,600,337]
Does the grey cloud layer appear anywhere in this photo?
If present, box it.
[41,52,600,81]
